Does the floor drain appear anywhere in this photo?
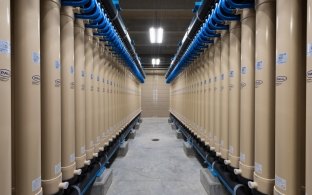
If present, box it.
[151,138,160,142]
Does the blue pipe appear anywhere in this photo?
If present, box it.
[62,0,144,83]
[166,0,252,83]
[81,0,96,14]
[61,0,89,7]
[75,2,101,19]
[226,0,254,9]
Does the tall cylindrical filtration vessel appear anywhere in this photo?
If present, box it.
[61,6,77,180]
[85,28,95,160]
[307,0,312,194]
[208,45,215,146]
[200,62,206,138]
[274,0,306,194]
[204,52,210,144]
[220,32,229,160]
[93,37,100,154]
[99,43,106,147]
[213,39,221,154]
[0,0,11,194]
[12,0,42,194]
[227,21,241,168]
[237,9,255,180]
[250,0,276,193]
[74,19,87,168]
[41,0,63,193]
[104,60,110,146]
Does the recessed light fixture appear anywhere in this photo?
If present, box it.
[149,27,163,44]
[152,58,160,67]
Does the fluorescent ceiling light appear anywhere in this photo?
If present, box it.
[156,58,160,65]
[157,28,163,43]
[152,58,160,67]
[149,27,156,43]
[149,27,163,44]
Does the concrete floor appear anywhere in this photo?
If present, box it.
[106,118,207,195]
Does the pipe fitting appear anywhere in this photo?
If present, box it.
[59,182,69,190]
[234,168,242,175]
[84,160,91,166]
[210,147,215,151]
[224,159,231,165]
[99,147,104,151]
[93,153,99,158]
[216,152,222,157]
[248,181,258,189]
[74,169,82,176]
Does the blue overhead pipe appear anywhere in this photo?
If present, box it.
[167,0,248,83]
[216,3,240,20]
[61,0,144,83]
[75,2,101,19]
[226,0,254,9]
[61,0,89,6]
[80,0,96,13]
[220,0,235,14]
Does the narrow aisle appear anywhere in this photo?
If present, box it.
[106,118,207,195]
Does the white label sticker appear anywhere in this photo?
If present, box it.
[55,162,61,175]
[32,52,40,64]
[229,70,234,78]
[54,60,61,70]
[240,153,246,162]
[70,153,75,163]
[32,176,41,192]
[275,175,287,191]
[307,43,312,56]
[241,66,247,74]
[229,146,234,154]
[0,40,11,54]
[81,146,85,154]
[256,61,264,71]
[276,52,288,65]
[255,162,262,174]
[70,65,74,74]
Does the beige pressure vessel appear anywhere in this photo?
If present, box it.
[104,58,110,146]
[220,32,229,160]
[200,60,206,139]
[204,52,210,144]
[307,0,312,194]
[61,6,77,180]
[107,65,114,139]
[248,1,276,193]
[93,38,100,154]
[0,0,11,194]
[213,39,221,154]
[236,9,255,180]
[74,19,87,168]
[208,45,215,146]
[41,0,64,193]
[274,0,306,194]
[12,0,42,194]
[99,43,106,147]
[227,21,241,168]
[85,28,95,160]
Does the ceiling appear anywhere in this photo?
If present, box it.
[119,0,196,71]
